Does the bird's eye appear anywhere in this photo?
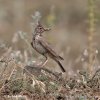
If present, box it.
[39,27,42,29]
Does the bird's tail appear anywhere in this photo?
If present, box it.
[56,60,66,72]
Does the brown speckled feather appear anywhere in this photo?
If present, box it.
[38,37,64,60]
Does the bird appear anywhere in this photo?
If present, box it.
[31,21,66,72]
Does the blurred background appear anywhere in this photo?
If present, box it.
[0,0,100,75]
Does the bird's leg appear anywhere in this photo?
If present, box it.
[39,56,48,67]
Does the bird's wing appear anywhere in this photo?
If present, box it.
[39,37,64,60]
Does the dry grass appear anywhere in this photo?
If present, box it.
[0,0,100,100]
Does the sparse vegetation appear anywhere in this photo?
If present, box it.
[0,0,100,100]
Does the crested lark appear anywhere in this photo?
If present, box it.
[31,21,66,72]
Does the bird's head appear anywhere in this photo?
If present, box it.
[34,21,50,36]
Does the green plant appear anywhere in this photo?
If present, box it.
[88,0,96,75]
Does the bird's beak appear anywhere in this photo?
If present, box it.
[44,28,51,32]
